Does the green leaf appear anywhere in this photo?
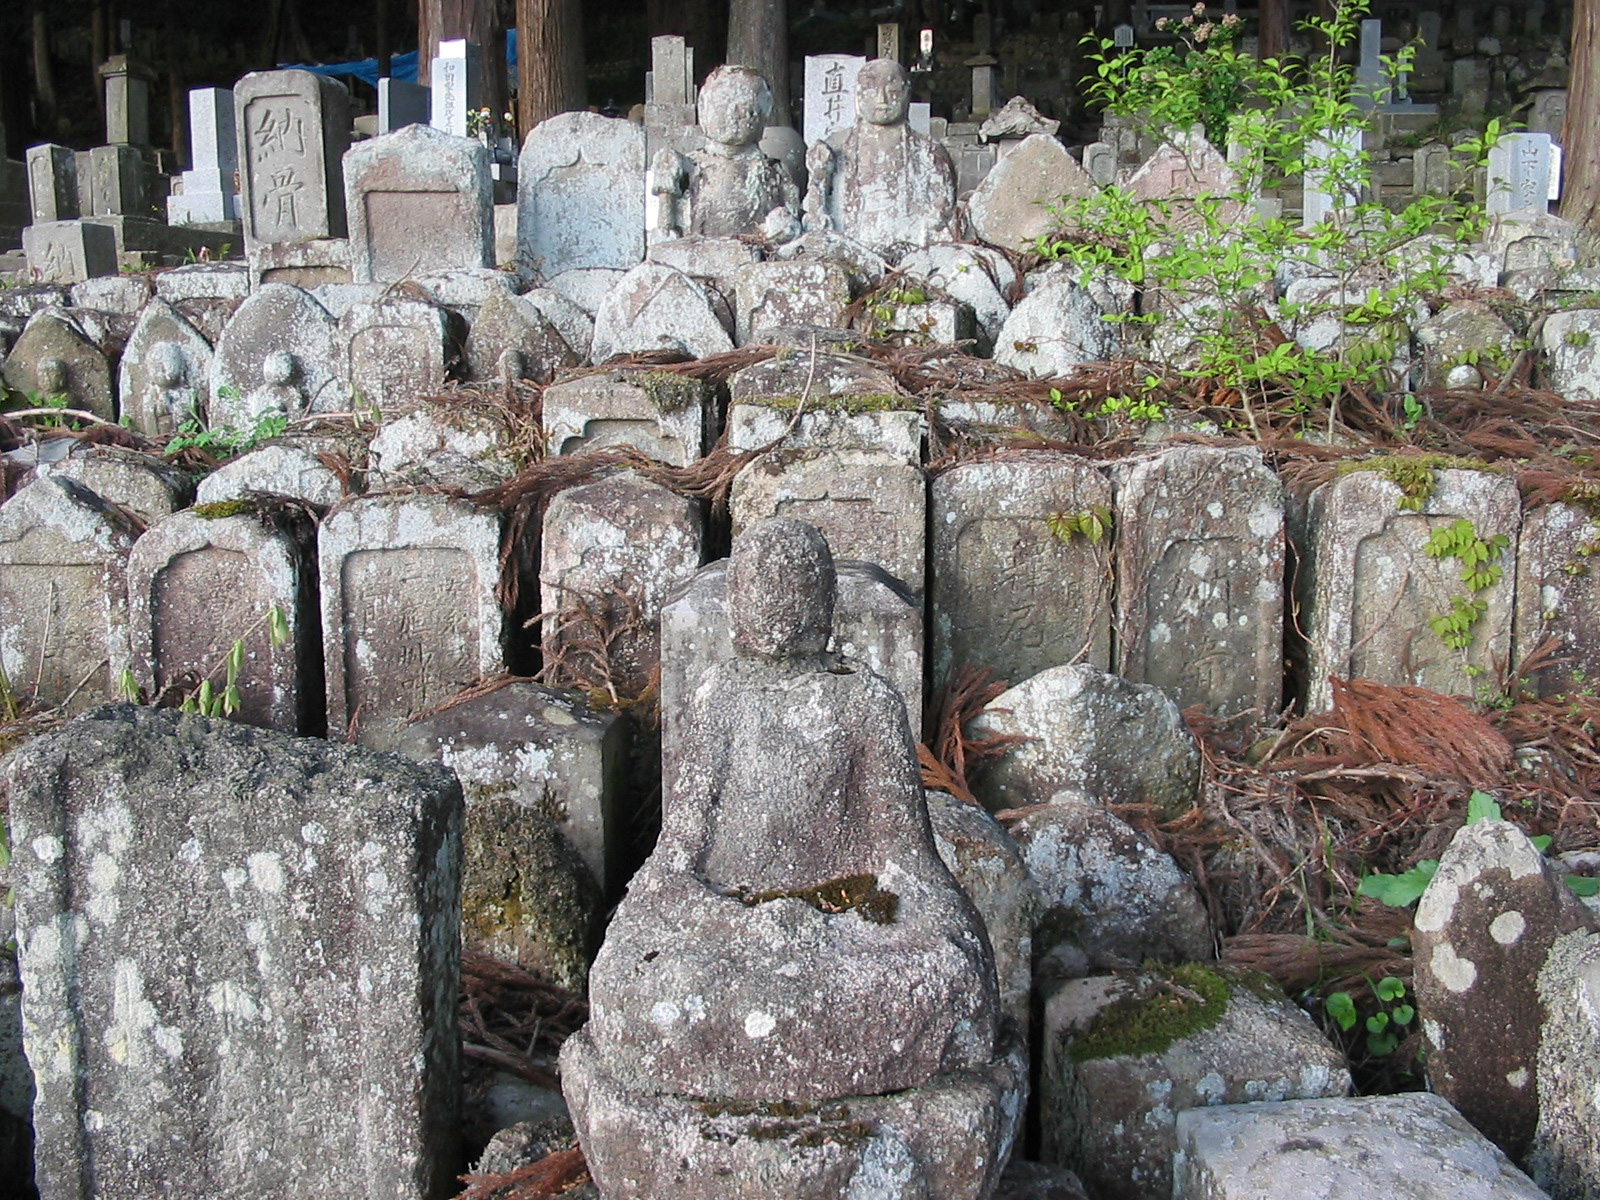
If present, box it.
[1530,835,1553,853]
[1565,874,1600,898]
[1391,1003,1415,1026]
[1367,1030,1399,1057]
[1375,976,1406,1003]
[1467,791,1503,824]
[1325,991,1358,1031]
[1366,1012,1390,1034]
[1358,861,1439,907]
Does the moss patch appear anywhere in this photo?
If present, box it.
[1068,962,1232,1063]
[190,499,253,519]
[737,872,900,924]
[637,371,708,412]
[753,392,914,413]
[1336,453,1491,512]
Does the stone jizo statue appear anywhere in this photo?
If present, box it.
[650,65,801,243]
[804,58,959,262]
[562,517,1017,1199]
[149,342,201,430]
[242,349,307,422]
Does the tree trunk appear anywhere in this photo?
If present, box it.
[517,0,586,132]
[419,0,509,130]
[1258,0,1289,61]
[376,0,392,81]
[727,0,788,126]
[1564,0,1600,233]
[30,6,56,136]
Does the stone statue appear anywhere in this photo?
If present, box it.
[562,518,1020,1200]
[149,342,201,430]
[650,65,801,243]
[804,58,959,262]
[242,350,307,422]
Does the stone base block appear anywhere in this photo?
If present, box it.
[562,1029,1025,1200]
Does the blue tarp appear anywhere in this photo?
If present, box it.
[285,31,517,89]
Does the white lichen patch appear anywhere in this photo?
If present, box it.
[105,960,159,1066]
[247,851,285,895]
[650,1001,681,1029]
[206,980,261,1024]
[30,835,63,864]
[1431,942,1479,993]
[1506,1066,1529,1088]
[743,1010,776,1038]
[1489,910,1527,945]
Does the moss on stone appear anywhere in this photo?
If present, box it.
[1067,962,1232,1063]
[738,872,900,924]
[637,370,707,412]
[190,499,253,519]
[1335,453,1492,512]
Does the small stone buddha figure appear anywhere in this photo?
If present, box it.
[804,58,959,262]
[148,341,201,431]
[242,350,307,421]
[563,518,1015,1199]
[651,65,802,243]
[35,358,70,404]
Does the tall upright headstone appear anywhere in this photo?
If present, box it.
[344,123,493,282]
[168,88,241,225]
[87,144,144,216]
[803,54,867,147]
[26,144,79,223]
[1488,133,1554,216]
[8,706,463,1200]
[517,113,646,278]
[100,54,153,145]
[429,39,484,140]
[1353,19,1389,111]
[650,36,694,107]
[235,69,352,269]
[1301,127,1365,228]
[379,78,432,133]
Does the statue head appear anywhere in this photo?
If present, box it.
[150,342,186,389]
[728,517,835,660]
[262,350,299,388]
[856,59,911,127]
[699,65,772,148]
[36,357,68,396]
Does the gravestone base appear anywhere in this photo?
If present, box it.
[563,1029,1024,1200]
[83,214,236,260]
[248,237,353,289]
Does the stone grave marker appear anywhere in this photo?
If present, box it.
[26,144,78,223]
[462,286,576,384]
[541,371,710,466]
[70,274,152,314]
[337,295,451,415]
[1414,819,1599,1162]
[345,122,493,282]
[0,307,115,419]
[127,510,318,733]
[8,705,463,1200]
[168,87,240,225]
[1515,502,1600,696]
[993,266,1120,378]
[589,262,733,361]
[726,349,900,410]
[320,495,506,751]
[87,144,143,216]
[540,473,705,697]
[1530,929,1600,1199]
[429,39,483,140]
[968,133,1094,254]
[1529,90,1568,140]
[100,53,152,145]
[898,242,1016,355]
[117,296,212,435]
[1302,127,1365,228]
[726,403,922,462]
[1124,133,1243,228]
[1354,18,1389,109]
[235,68,352,245]
[1488,133,1554,216]
[1114,445,1285,717]
[1413,301,1516,390]
[803,54,867,147]
[1455,58,1491,119]
[21,220,118,285]
[367,406,514,491]
[194,443,348,510]
[519,286,594,359]
[731,448,927,595]
[39,446,192,527]
[210,282,342,426]
[378,78,432,134]
[0,477,133,713]
[931,453,1113,688]
[390,681,629,904]
[517,113,646,278]
[1301,467,1520,713]
[659,556,924,798]
[731,259,851,344]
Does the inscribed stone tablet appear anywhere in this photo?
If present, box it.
[1301,467,1520,713]
[8,705,462,1200]
[320,496,506,750]
[931,454,1112,687]
[1114,446,1284,716]
[0,478,133,712]
[127,511,317,733]
[542,372,711,467]
[235,69,351,244]
[344,122,493,283]
[337,295,450,415]
[517,113,646,277]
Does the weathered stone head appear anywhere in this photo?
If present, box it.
[262,349,299,388]
[699,65,772,149]
[857,58,911,126]
[150,341,186,389]
[36,357,68,396]
[728,517,835,660]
